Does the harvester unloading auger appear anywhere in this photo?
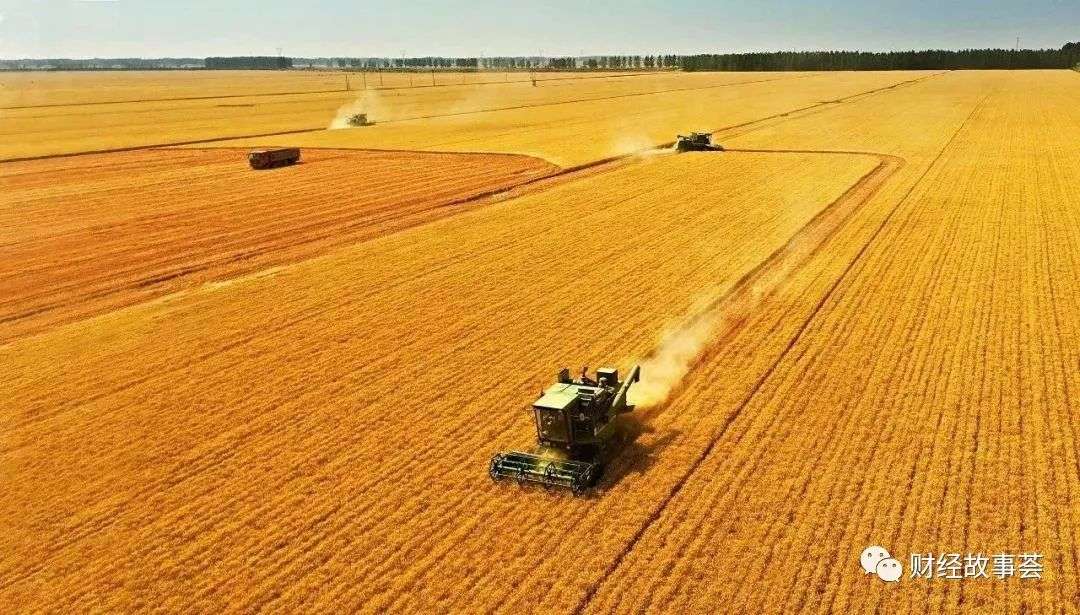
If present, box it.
[490,365,641,494]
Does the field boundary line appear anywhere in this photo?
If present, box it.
[0,128,325,164]
[572,94,984,613]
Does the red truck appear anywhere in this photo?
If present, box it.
[248,147,301,170]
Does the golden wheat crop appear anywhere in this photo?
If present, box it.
[221,70,936,167]
[1,150,877,611]
[1,69,1078,613]
[582,70,1080,613]
[0,70,643,107]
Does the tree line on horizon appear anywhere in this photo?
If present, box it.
[681,44,1080,71]
[322,55,682,70]
[205,56,293,70]
[201,44,1080,71]
[3,44,1078,71]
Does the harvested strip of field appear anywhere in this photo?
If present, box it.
[0,147,557,341]
[0,151,878,611]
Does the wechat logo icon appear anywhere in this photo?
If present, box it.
[861,545,902,582]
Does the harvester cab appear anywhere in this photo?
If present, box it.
[676,132,724,152]
[490,364,641,494]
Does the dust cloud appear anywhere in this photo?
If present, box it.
[328,89,387,129]
[627,170,842,409]
[630,280,772,409]
[631,310,718,408]
[605,130,678,161]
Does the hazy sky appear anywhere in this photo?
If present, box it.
[1,0,1077,59]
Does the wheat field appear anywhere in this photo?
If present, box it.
[1,69,1078,612]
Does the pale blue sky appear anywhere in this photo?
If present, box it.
[1,0,1077,59]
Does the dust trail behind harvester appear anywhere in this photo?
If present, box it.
[627,151,897,410]
[605,130,678,162]
[631,304,718,408]
[630,284,765,409]
[329,90,387,129]
[628,171,799,410]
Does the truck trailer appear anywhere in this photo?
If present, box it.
[248,148,301,170]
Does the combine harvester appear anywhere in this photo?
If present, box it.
[675,132,724,152]
[346,113,374,126]
[490,365,641,494]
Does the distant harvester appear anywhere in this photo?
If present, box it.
[248,147,301,170]
[346,113,374,127]
[675,132,723,152]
